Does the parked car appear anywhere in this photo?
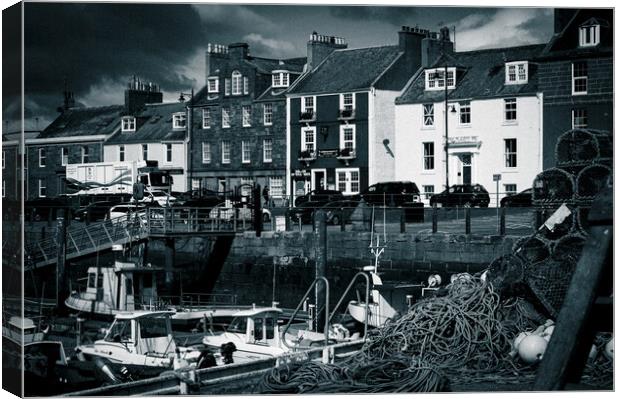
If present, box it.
[106,203,151,223]
[288,200,326,224]
[25,198,69,221]
[140,190,177,207]
[429,184,490,208]
[322,199,360,225]
[73,201,119,222]
[360,181,421,206]
[294,189,343,207]
[500,188,533,207]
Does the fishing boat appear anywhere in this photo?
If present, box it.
[75,310,201,380]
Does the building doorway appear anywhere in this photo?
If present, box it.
[311,169,326,191]
[460,154,472,185]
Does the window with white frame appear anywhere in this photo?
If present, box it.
[504,184,517,195]
[240,178,253,196]
[202,142,211,164]
[165,143,173,163]
[423,185,435,200]
[423,104,434,127]
[172,112,186,129]
[423,142,434,170]
[301,127,316,153]
[242,105,251,127]
[504,98,517,121]
[425,68,456,90]
[505,62,529,84]
[221,140,231,164]
[269,176,283,198]
[302,96,315,115]
[272,71,290,88]
[243,77,249,94]
[142,144,148,161]
[263,139,273,163]
[336,168,360,195]
[459,101,471,125]
[119,145,125,162]
[242,140,251,163]
[122,116,136,132]
[572,62,588,95]
[207,77,219,93]
[340,93,355,110]
[81,146,89,163]
[61,147,68,166]
[231,71,242,95]
[192,178,200,190]
[572,109,588,129]
[222,107,231,128]
[38,179,46,198]
[202,108,211,129]
[340,125,355,151]
[38,148,46,167]
[579,24,600,47]
[263,103,273,125]
[224,78,231,96]
[504,138,517,168]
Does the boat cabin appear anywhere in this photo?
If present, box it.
[226,308,283,347]
[100,311,177,359]
[2,316,45,344]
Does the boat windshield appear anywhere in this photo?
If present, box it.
[140,317,168,339]
[104,319,132,343]
[227,317,247,333]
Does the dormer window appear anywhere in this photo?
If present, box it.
[172,112,186,129]
[425,68,456,91]
[122,116,136,132]
[272,71,290,88]
[505,62,528,85]
[207,77,219,93]
[579,23,600,47]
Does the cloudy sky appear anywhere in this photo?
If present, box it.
[3,1,556,132]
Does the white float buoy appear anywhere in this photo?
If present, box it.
[518,334,548,364]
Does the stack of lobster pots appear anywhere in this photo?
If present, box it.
[508,129,612,317]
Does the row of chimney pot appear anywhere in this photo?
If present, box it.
[207,43,229,54]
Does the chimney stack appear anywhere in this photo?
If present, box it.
[421,26,454,68]
[307,32,347,71]
[205,43,229,82]
[228,42,249,60]
[124,76,163,114]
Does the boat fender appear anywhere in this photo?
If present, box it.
[93,358,120,383]
[518,335,548,364]
[220,342,237,364]
[427,274,442,288]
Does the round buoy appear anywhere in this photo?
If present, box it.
[518,334,548,364]
[513,332,530,351]
[604,337,614,360]
[427,274,442,287]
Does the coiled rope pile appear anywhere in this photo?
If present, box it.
[257,276,544,393]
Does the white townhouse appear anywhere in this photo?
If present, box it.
[394,44,546,205]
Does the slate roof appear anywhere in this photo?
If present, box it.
[38,105,123,139]
[396,44,546,105]
[106,102,186,144]
[246,56,306,74]
[289,45,402,95]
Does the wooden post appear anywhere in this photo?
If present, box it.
[500,206,506,235]
[314,210,327,333]
[56,211,67,310]
[432,204,438,233]
[400,210,406,233]
[465,207,471,234]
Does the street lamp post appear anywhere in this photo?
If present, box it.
[444,64,449,191]
[179,90,194,195]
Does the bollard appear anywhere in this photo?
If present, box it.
[500,206,506,235]
[400,210,406,233]
[432,204,438,233]
[465,207,471,234]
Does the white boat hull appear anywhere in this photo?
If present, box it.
[347,301,397,329]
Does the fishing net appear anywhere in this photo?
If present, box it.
[524,256,578,319]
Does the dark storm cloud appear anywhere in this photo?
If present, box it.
[24,2,205,95]
[328,5,418,26]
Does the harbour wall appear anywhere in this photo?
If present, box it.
[151,231,520,309]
